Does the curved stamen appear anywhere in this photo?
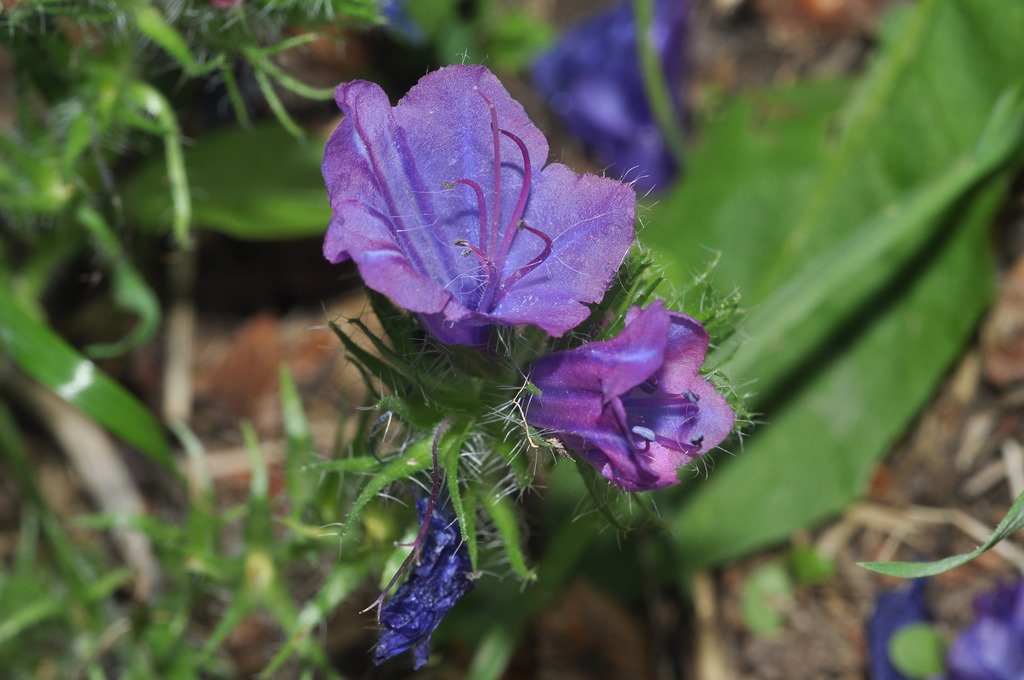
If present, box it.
[446,178,488,250]
[453,238,491,273]
[492,129,533,274]
[475,90,503,256]
[496,222,552,296]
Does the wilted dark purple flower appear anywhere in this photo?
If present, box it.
[868,580,931,680]
[944,579,1024,680]
[525,301,733,491]
[322,65,636,345]
[532,0,687,193]
[374,499,474,669]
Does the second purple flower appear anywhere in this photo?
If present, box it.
[322,65,636,345]
[525,301,734,491]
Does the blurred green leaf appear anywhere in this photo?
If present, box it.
[123,124,330,240]
[132,4,203,74]
[888,623,946,678]
[481,492,536,582]
[77,204,162,358]
[0,288,173,470]
[740,561,793,635]
[860,486,1024,577]
[787,546,835,584]
[263,561,369,677]
[716,87,1024,390]
[279,365,317,513]
[124,81,192,247]
[642,0,1024,567]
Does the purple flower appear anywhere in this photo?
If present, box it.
[532,0,687,193]
[374,499,474,669]
[868,580,931,680]
[524,301,734,491]
[322,65,636,345]
[944,579,1024,680]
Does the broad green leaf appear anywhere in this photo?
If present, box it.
[0,288,173,470]
[716,88,1024,391]
[122,124,329,240]
[642,0,1024,567]
[860,486,1024,577]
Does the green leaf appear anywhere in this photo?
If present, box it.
[860,486,1024,577]
[262,561,370,677]
[643,0,1024,568]
[334,436,434,539]
[123,81,192,247]
[716,87,1024,390]
[279,365,317,513]
[786,546,835,584]
[481,492,536,582]
[77,204,162,358]
[888,623,946,678]
[0,288,173,470]
[132,5,201,74]
[442,424,479,568]
[122,124,329,240]
[740,561,793,635]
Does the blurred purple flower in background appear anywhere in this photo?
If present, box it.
[868,579,931,680]
[532,0,688,193]
[322,65,635,345]
[377,0,425,43]
[944,579,1024,680]
[525,301,734,491]
[374,500,474,669]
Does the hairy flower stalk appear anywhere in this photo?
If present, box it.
[525,301,734,491]
[322,64,635,345]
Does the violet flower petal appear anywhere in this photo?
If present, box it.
[532,0,688,193]
[946,580,1024,680]
[526,301,734,491]
[323,64,635,345]
[374,500,474,669]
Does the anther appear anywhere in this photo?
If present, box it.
[632,425,657,442]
